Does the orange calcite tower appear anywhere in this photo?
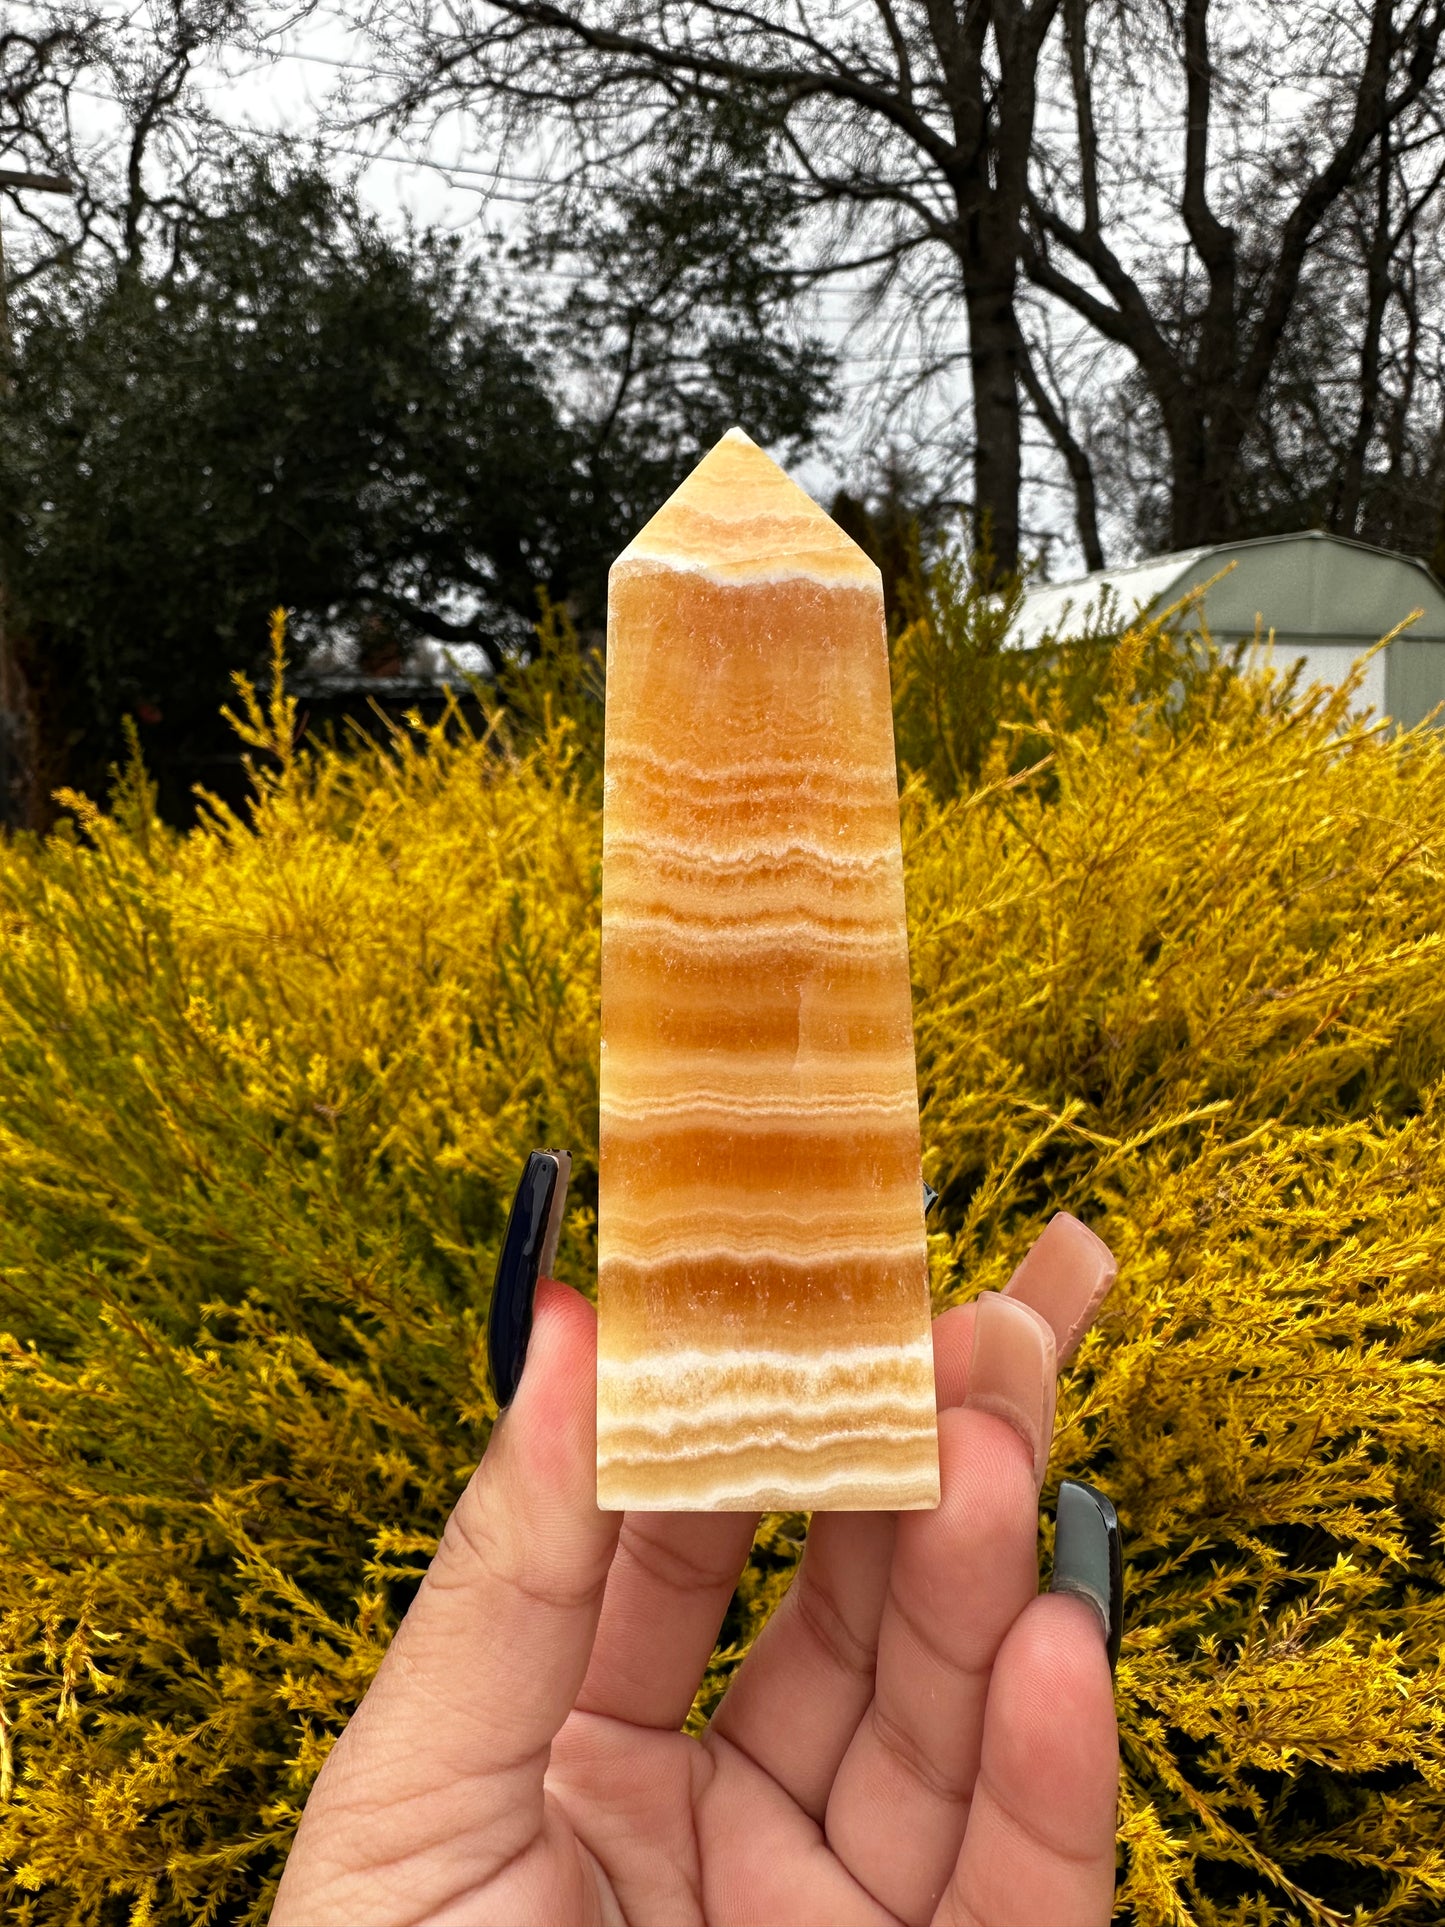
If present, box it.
[597,428,939,1511]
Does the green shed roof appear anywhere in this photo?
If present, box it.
[1014,531,1445,650]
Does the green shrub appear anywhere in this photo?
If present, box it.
[0,593,1439,1924]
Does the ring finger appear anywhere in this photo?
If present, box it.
[823,1341,1053,1924]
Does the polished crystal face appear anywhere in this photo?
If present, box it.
[597,428,938,1512]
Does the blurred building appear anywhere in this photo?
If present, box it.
[1013,532,1445,729]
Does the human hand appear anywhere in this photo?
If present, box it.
[272,1160,1123,1927]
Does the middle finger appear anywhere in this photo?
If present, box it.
[824,1292,1057,1924]
[706,1211,1115,1829]
[703,1305,977,1816]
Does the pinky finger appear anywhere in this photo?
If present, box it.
[934,1487,1122,1927]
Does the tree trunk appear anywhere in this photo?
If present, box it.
[1169,432,1219,549]
[964,274,1023,576]
[0,208,43,837]
[1332,143,1393,536]
[1165,380,1255,550]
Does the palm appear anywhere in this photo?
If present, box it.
[273,1282,1118,1927]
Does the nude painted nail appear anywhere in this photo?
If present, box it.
[963,1292,1057,1485]
[1003,1212,1117,1368]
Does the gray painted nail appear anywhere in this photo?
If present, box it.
[1050,1479,1123,1677]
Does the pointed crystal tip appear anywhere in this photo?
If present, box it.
[611,427,880,589]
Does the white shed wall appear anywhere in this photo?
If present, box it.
[1246,640,1388,719]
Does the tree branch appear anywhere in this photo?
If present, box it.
[1180,0,1236,392]
[443,0,963,173]
[1016,323,1103,569]
[1236,0,1445,420]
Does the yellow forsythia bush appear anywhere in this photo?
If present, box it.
[0,598,1441,1925]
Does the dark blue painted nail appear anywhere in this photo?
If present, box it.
[922,1177,940,1216]
[487,1149,572,1409]
[1050,1479,1123,1678]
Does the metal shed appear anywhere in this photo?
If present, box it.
[1012,531,1445,729]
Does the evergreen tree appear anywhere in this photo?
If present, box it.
[0,160,593,827]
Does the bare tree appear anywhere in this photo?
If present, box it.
[1026,0,1445,553]
[0,11,100,290]
[0,0,252,295]
[1226,172,1445,569]
[9,0,1442,622]
[337,0,1445,574]
[342,0,1072,577]
[1324,122,1445,555]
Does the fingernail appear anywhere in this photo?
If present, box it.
[963,1292,1057,1485]
[1003,1212,1117,1368]
[922,1177,940,1216]
[1050,1479,1123,1678]
[486,1149,572,1408]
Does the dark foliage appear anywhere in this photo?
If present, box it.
[0,160,596,826]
